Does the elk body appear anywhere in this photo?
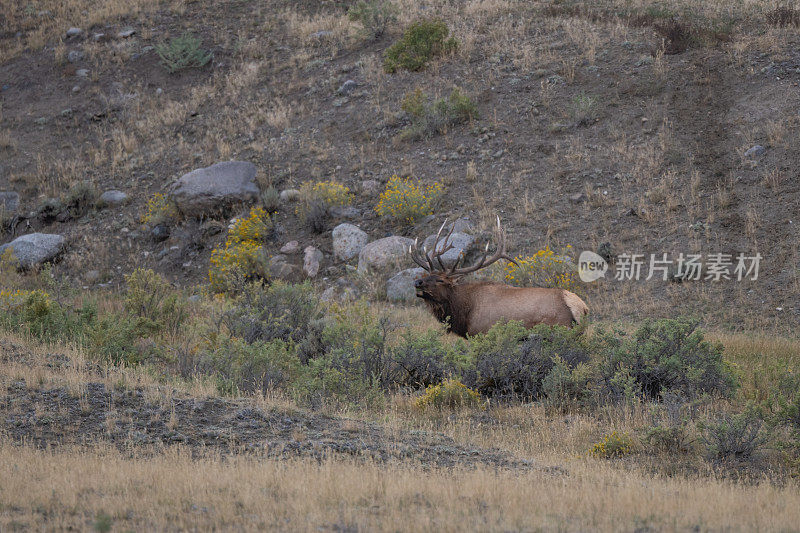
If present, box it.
[410,219,588,337]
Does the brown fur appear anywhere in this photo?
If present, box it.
[415,274,588,337]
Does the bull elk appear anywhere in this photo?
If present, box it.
[410,218,588,337]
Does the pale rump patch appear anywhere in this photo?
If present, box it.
[561,290,589,324]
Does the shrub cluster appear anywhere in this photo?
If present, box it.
[141,193,177,226]
[383,19,457,73]
[296,181,354,232]
[375,174,444,225]
[348,0,398,39]
[208,206,272,293]
[415,379,481,410]
[591,431,635,458]
[399,87,477,140]
[500,246,580,292]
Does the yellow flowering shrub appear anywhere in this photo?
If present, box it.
[208,207,273,293]
[141,193,177,226]
[228,207,272,245]
[590,431,634,458]
[415,378,482,410]
[0,288,27,312]
[375,175,444,225]
[209,241,266,294]
[501,246,580,292]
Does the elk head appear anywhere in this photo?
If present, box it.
[409,216,517,303]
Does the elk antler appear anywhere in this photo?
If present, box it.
[409,217,518,278]
[447,216,517,278]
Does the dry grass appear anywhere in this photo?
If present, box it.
[1,439,798,532]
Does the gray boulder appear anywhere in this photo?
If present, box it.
[332,223,368,261]
[357,236,414,274]
[0,233,65,269]
[170,161,259,217]
[269,255,298,281]
[386,267,426,302]
[0,191,20,215]
[303,246,324,278]
[422,232,475,269]
[98,190,128,207]
[744,145,766,159]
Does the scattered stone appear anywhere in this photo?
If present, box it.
[0,191,20,215]
[98,190,128,207]
[76,69,90,77]
[310,30,333,39]
[332,223,369,261]
[84,270,101,283]
[67,50,84,63]
[445,217,473,235]
[279,189,301,203]
[338,80,357,96]
[0,233,66,269]
[66,27,82,38]
[386,267,426,302]
[92,33,107,42]
[269,255,297,281]
[156,88,163,96]
[329,206,361,220]
[303,246,324,278]
[280,240,300,254]
[744,145,766,159]
[569,192,585,204]
[422,232,475,269]
[71,85,81,93]
[118,28,136,38]
[170,161,260,217]
[321,278,360,302]
[151,224,170,242]
[200,220,225,237]
[360,180,380,195]
[357,236,414,274]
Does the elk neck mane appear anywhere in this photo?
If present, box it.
[423,280,497,337]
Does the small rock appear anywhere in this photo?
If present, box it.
[156,88,163,96]
[98,190,128,207]
[279,189,301,202]
[84,270,101,283]
[310,30,333,39]
[569,193,585,204]
[75,69,89,77]
[744,145,766,159]
[0,233,66,269]
[92,33,107,42]
[151,224,170,242]
[71,85,81,93]
[332,223,369,261]
[445,217,473,235]
[386,267,426,302]
[329,206,361,220]
[303,246,324,278]
[279,241,299,254]
[67,50,84,63]
[361,180,380,195]
[269,255,297,281]
[338,80,357,96]
[118,28,136,38]
[66,27,82,38]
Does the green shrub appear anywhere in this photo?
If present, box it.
[541,356,595,409]
[260,187,281,214]
[206,337,300,394]
[156,32,212,73]
[383,19,457,73]
[594,318,738,401]
[700,408,767,460]
[63,181,98,218]
[389,329,468,389]
[415,378,481,410]
[399,87,477,140]
[571,92,599,126]
[295,181,354,233]
[465,321,590,400]
[124,268,187,339]
[590,431,634,458]
[220,281,321,345]
[292,354,385,408]
[348,0,398,38]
